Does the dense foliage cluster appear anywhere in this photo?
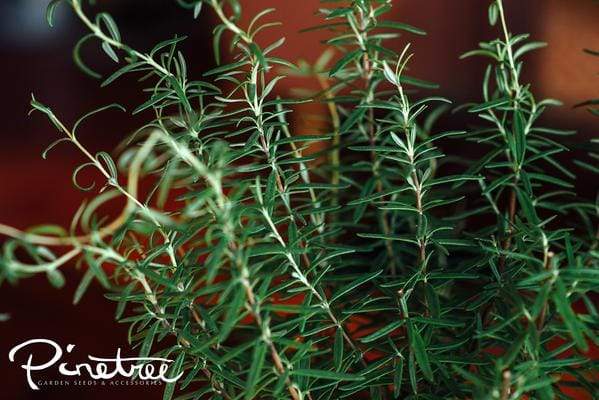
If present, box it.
[1,0,597,399]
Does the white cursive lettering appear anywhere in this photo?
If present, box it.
[8,339,183,390]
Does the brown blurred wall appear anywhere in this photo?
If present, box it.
[236,0,598,135]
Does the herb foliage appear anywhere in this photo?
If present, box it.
[1,1,597,399]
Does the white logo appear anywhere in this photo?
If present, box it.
[8,338,184,390]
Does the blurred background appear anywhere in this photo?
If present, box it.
[0,0,596,398]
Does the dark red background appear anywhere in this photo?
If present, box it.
[0,1,596,399]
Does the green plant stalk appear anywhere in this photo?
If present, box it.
[348,3,397,276]
[150,129,300,399]
[390,48,429,270]
[209,0,366,367]
[496,0,520,273]
[71,0,171,78]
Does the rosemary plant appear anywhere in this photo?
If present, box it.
[1,0,597,399]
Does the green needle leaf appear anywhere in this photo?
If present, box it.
[408,321,433,382]
[292,369,365,381]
